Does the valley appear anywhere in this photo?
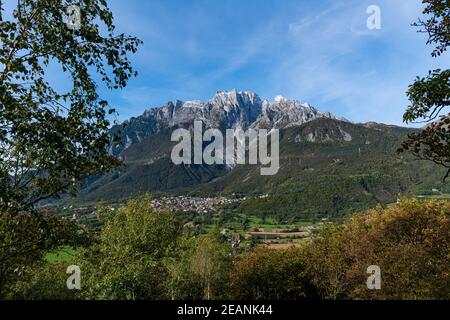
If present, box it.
[47,90,449,256]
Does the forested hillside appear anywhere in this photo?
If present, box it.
[76,118,448,218]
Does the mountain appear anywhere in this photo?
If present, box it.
[76,90,448,218]
[109,90,338,155]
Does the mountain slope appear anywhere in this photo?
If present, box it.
[77,115,447,218]
[192,118,447,219]
[73,90,448,218]
[81,90,344,202]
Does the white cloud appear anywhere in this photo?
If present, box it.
[59,0,450,126]
[264,0,450,125]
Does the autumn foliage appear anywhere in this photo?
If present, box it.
[230,199,450,300]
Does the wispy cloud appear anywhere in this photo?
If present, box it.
[4,0,448,126]
[263,0,450,125]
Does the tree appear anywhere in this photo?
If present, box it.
[191,227,232,300]
[231,199,450,300]
[7,262,78,300]
[229,247,316,300]
[398,0,450,180]
[302,199,450,299]
[242,216,250,230]
[0,0,141,214]
[164,236,203,300]
[413,0,450,58]
[77,196,183,300]
[0,210,89,298]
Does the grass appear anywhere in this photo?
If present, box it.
[202,211,318,246]
[45,246,78,264]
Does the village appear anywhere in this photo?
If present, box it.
[62,194,327,250]
[150,195,242,213]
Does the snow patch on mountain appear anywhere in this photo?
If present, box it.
[110,90,347,155]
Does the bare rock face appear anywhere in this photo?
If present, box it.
[110,90,344,155]
[293,124,353,143]
[136,90,263,130]
[251,98,335,130]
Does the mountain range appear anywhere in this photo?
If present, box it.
[109,90,345,156]
[76,90,448,218]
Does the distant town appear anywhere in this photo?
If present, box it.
[150,196,243,213]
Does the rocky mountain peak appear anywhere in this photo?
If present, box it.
[210,90,261,111]
[110,90,343,154]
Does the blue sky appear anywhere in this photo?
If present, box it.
[3,0,450,125]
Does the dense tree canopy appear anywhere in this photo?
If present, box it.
[0,210,89,298]
[191,227,232,300]
[229,247,316,300]
[230,199,450,300]
[77,197,183,300]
